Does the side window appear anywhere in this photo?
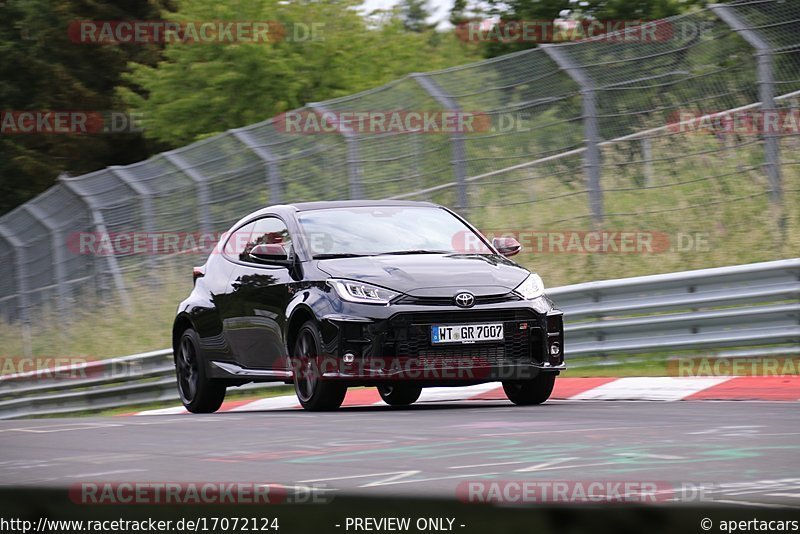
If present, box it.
[223,217,292,263]
[223,221,256,260]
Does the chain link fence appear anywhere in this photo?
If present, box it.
[1,0,799,356]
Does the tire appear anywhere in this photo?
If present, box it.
[292,320,347,411]
[176,328,226,413]
[377,384,422,406]
[502,373,556,406]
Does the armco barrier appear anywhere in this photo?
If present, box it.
[0,258,798,419]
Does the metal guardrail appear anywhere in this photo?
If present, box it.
[551,258,800,357]
[0,350,286,420]
[0,258,798,419]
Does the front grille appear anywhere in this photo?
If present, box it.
[390,309,536,326]
[395,293,522,306]
[415,350,506,367]
[387,309,541,365]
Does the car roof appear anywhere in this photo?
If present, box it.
[287,199,439,212]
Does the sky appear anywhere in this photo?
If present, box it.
[359,0,457,28]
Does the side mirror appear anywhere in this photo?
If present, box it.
[248,243,289,263]
[492,237,522,257]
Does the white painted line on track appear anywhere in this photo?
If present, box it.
[126,376,800,416]
[417,383,500,402]
[360,471,499,488]
[449,460,525,469]
[135,406,188,416]
[571,376,733,401]
[479,425,638,437]
[231,395,300,412]
[7,422,123,433]
[65,469,148,478]
[299,471,421,484]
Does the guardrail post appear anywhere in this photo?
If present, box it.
[710,4,782,210]
[163,151,213,236]
[307,103,364,200]
[412,73,469,214]
[229,129,284,204]
[541,45,603,226]
[22,204,69,320]
[59,174,131,309]
[0,224,32,357]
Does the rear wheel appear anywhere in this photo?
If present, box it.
[176,328,226,413]
[503,373,556,406]
[293,321,347,411]
[377,384,422,406]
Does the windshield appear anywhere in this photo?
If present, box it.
[297,206,492,258]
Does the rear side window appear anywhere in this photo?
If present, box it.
[223,217,292,263]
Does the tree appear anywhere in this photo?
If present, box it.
[478,0,702,57]
[449,0,487,27]
[398,0,435,32]
[0,0,169,215]
[122,0,479,146]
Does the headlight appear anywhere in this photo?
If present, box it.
[514,273,545,300]
[327,279,401,305]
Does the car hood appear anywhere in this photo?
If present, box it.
[315,253,530,297]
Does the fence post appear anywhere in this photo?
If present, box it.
[229,129,284,204]
[59,174,131,309]
[710,4,782,207]
[307,103,363,200]
[541,45,603,226]
[0,224,32,357]
[163,151,213,235]
[411,73,469,214]
[22,204,68,319]
[109,166,157,272]
[642,137,654,187]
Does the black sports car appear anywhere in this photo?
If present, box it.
[173,200,564,411]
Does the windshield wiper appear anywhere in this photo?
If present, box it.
[314,250,451,259]
[313,253,373,259]
[378,250,452,256]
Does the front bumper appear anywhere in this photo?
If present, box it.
[317,297,565,384]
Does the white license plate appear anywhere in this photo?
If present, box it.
[430,323,504,344]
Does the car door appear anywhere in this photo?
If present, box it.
[220,216,296,371]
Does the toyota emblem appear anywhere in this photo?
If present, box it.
[454,292,475,308]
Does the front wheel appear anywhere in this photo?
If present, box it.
[503,373,556,406]
[292,321,347,411]
[377,384,422,406]
[176,328,226,413]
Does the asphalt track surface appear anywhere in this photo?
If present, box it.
[1,399,799,507]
